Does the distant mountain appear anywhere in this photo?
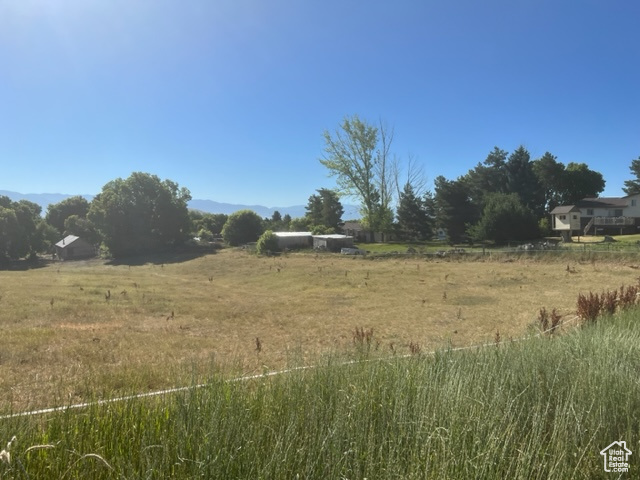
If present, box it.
[188,199,360,220]
[187,199,307,218]
[0,191,94,213]
[0,190,361,220]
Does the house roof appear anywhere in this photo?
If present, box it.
[576,197,628,208]
[342,221,363,231]
[55,235,81,248]
[550,205,580,214]
[274,232,312,237]
[312,234,353,240]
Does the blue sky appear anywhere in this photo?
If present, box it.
[1,0,638,207]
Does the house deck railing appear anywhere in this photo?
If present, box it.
[592,216,635,226]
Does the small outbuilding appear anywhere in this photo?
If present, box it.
[312,234,354,252]
[54,235,96,260]
[550,205,581,242]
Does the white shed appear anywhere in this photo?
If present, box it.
[550,205,581,241]
[312,234,354,252]
[274,232,312,250]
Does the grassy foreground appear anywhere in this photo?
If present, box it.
[1,309,638,478]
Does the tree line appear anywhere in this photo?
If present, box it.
[2,117,638,261]
[319,115,640,244]
[0,173,348,262]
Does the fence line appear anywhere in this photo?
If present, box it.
[0,315,582,421]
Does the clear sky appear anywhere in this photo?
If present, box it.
[1,0,638,207]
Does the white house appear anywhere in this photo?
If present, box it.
[551,194,640,240]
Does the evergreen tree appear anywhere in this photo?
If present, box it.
[468,193,539,244]
[623,157,640,195]
[396,183,432,240]
[434,176,479,244]
[305,188,344,230]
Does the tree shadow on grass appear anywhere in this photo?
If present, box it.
[0,257,54,271]
[105,243,222,267]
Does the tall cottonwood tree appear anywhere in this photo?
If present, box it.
[0,197,47,261]
[532,154,605,207]
[88,172,192,257]
[45,196,91,236]
[320,115,394,233]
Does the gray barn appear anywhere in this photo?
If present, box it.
[54,235,96,260]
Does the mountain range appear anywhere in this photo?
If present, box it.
[0,190,360,220]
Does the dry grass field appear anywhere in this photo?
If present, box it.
[1,248,639,412]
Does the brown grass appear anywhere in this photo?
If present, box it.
[0,249,637,411]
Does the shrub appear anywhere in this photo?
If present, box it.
[256,230,280,255]
[221,210,264,246]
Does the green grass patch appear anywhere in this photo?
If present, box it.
[2,310,639,478]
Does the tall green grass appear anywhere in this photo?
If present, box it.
[2,310,639,479]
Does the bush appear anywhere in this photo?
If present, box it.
[256,230,280,255]
[221,210,264,246]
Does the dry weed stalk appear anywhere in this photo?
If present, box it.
[601,290,618,316]
[577,292,602,323]
[353,327,374,347]
[550,308,562,333]
[538,307,562,335]
[618,284,639,310]
[0,436,16,464]
[538,307,549,332]
[577,283,640,324]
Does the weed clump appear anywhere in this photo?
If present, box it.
[538,307,563,335]
[577,283,639,324]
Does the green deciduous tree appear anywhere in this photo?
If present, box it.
[532,154,605,208]
[45,196,90,236]
[0,197,46,261]
[289,216,311,232]
[562,162,605,204]
[320,115,394,233]
[256,230,280,255]
[88,172,192,257]
[190,212,228,237]
[221,210,264,246]
[532,152,566,211]
[0,206,19,261]
[64,215,99,244]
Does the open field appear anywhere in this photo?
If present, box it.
[1,248,640,412]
